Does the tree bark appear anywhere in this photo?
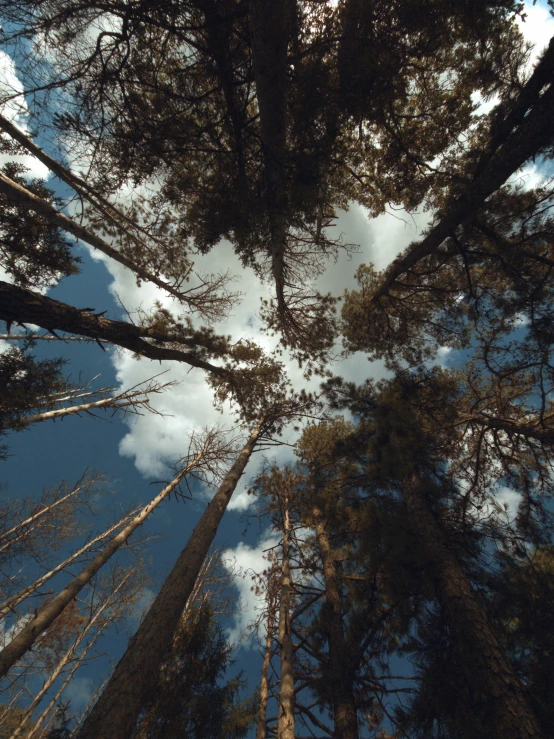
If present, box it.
[249,0,291,307]
[277,496,295,739]
[75,419,265,739]
[2,394,145,430]
[371,39,554,303]
[312,505,359,739]
[465,413,554,446]
[0,280,228,377]
[402,474,543,739]
[0,518,128,620]
[0,457,202,678]
[256,589,276,739]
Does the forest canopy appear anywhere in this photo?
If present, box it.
[0,1,554,738]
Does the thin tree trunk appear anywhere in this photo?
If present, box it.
[75,418,266,739]
[371,42,554,303]
[0,334,107,343]
[256,587,276,739]
[0,280,229,376]
[403,474,543,739]
[0,111,169,254]
[277,497,295,739]
[2,394,146,430]
[0,516,133,619]
[312,506,358,739]
[9,569,129,739]
[0,170,188,304]
[0,476,94,551]
[0,455,204,677]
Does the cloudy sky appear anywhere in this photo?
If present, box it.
[1,0,554,721]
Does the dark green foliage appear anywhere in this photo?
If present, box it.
[133,603,256,739]
[0,160,80,290]
[0,346,67,434]
[45,704,72,739]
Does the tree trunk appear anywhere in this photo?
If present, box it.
[0,170,190,304]
[372,42,554,302]
[256,590,276,739]
[403,474,543,739]
[312,505,358,739]
[0,517,129,619]
[75,419,265,739]
[0,280,228,376]
[465,413,554,446]
[2,394,145,430]
[249,0,291,309]
[277,497,295,739]
[0,456,203,677]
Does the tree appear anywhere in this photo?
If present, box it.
[133,551,256,739]
[325,374,544,738]
[0,427,227,677]
[0,0,530,355]
[75,392,316,739]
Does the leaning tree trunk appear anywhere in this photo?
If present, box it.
[312,505,359,739]
[0,456,204,678]
[403,474,543,739]
[277,495,295,739]
[75,419,265,739]
[0,170,186,303]
[0,280,227,376]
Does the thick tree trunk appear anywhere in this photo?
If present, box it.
[75,419,265,739]
[277,498,295,739]
[403,474,543,739]
[0,280,228,376]
[312,506,358,739]
[0,457,202,677]
[256,593,276,739]
[372,40,554,302]
[249,0,291,306]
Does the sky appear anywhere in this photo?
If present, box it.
[1,1,553,732]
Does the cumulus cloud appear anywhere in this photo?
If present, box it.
[0,52,50,180]
[222,531,280,646]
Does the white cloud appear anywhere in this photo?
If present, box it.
[518,3,554,63]
[0,51,50,180]
[222,531,279,646]
[63,675,95,711]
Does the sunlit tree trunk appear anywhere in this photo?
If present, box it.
[403,474,543,739]
[0,453,205,677]
[256,573,277,739]
[277,495,295,739]
[312,505,358,739]
[75,418,266,739]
